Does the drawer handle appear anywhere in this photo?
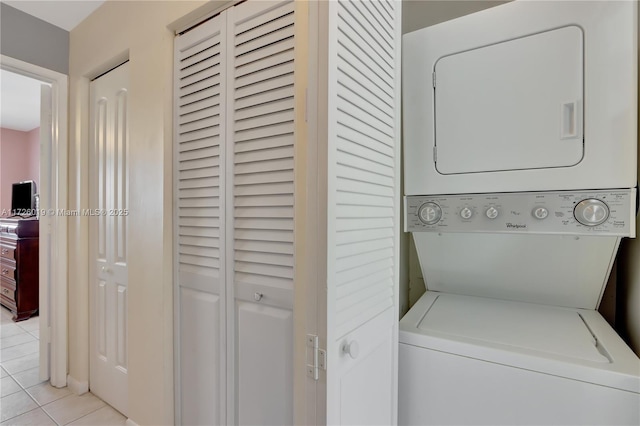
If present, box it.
[1,269,8,275]
[1,248,8,255]
[2,288,9,295]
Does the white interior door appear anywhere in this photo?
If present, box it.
[174,2,299,424]
[322,1,402,424]
[227,2,297,425]
[89,62,129,416]
[174,12,228,425]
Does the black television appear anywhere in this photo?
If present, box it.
[11,181,37,217]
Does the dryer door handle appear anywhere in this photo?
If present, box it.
[561,100,583,140]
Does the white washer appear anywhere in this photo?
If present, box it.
[401,1,640,425]
[400,292,640,426]
[400,191,640,424]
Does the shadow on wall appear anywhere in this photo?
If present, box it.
[0,127,40,216]
[402,0,510,34]
[615,14,640,356]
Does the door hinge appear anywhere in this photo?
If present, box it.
[433,146,438,162]
[306,334,326,381]
[432,72,436,88]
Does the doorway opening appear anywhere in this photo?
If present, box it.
[0,55,68,389]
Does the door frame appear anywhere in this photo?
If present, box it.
[0,54,69,387]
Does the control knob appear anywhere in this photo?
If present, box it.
[532,206,549,220]
[460,207,473,220]
[485,206,499,219]
[574,199,609,226]
[418,202,442,225]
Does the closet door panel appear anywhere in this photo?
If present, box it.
[175,12,227,425]
[324,0,402,424]
[179,287,221,425]
[227,1,297,424]
[236,301,294,426]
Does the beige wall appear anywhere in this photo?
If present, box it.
[402,0,509,34]
[617,3,640,356]
[67,1,228,423]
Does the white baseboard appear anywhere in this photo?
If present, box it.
[125,419,139,426]
[66,375,89,395]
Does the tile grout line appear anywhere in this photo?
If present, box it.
[2,356,49,424]
[1,308,56,424]
[60,403,109,426]
[1,311,111,425]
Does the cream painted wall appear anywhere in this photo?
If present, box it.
[67,1,232,423]
[616,4,640,357]
[402,0,509,35]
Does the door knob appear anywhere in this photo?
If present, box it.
[101,266,113,274]
[342,340,359,359]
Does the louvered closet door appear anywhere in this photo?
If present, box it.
[226,2,297,425]
[174,13,227,426]
[324,1,401,424]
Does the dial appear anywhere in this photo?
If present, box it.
[485,206,499,219]
[574,199,609,226]
[460,207,473,220]
[418,202,442,225]
[532,206,549,220]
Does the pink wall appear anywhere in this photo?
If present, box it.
[0,127,40,217]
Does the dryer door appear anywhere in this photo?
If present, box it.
[434,26,584,175]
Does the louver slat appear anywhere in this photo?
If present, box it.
[234,0,294,35]
[231,1,296,295]
[332,0,398,339]
[179,94,220,116]
[176,21,224,294]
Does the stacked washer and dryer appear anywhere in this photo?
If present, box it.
[401,1,639,425]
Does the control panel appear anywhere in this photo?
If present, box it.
[405,189,636,236]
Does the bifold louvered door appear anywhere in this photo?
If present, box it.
[226,2,296,425]
[174,12,227,426]
[322,0,401,424]
[174,1,297,425]
[176,0,401,424]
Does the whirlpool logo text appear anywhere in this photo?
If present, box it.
[506,223,527,229]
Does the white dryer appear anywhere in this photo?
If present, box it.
[403,0,637,195]
[401,1,639,425]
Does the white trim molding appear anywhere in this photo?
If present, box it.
[67,375,89,395]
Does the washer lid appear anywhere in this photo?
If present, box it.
[418,294,609,363]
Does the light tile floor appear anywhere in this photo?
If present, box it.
[0,306,126,425]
